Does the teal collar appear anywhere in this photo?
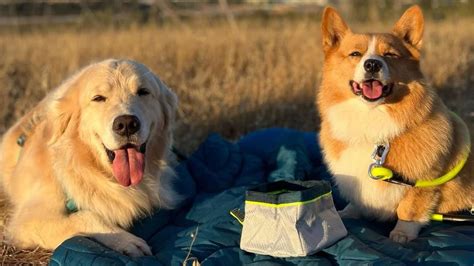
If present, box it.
[17,134,78,214]
[66,197,78,213]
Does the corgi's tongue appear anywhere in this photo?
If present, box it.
[361,80,384,100]
[112,148,145,187]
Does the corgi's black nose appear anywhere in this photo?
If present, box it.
[113,115,141,137]
[364,59,383,73]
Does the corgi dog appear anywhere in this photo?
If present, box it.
[317,5,473,243]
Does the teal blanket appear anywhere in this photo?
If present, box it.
[50,128,474,265]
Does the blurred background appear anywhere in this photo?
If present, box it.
[0,0,473,153]
[1,0,473,26]
[0,0,473,263]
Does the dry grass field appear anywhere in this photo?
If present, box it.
[0,16,473,264]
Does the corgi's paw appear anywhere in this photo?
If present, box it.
[389,230,416,243]
[338,203,361,219]
[389,220,423,244]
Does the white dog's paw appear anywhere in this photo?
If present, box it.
[389,220,423,244]
[338,203,361,219]
[91,231,152,257]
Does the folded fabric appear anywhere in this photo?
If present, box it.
[50,128,474,266]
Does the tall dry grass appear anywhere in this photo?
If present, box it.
[1,19,473,152]
[0,17,473,263]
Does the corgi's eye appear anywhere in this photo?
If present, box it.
[383,52,399,58]
[349,51,362,57]
[137,88,150,96]
[92,95,106,102]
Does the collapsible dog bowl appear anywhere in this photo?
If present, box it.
[240,180,347,257]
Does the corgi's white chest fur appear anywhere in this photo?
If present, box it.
[326,98,407,220]
[327,98,403,144]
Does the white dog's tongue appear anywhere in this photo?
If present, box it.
[112,148,145,187]
[362,80,384,100]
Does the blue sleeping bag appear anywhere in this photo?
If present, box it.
[50,128,474,265]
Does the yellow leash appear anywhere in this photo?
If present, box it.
[366,116,472,222]
[368,144,472,222]
[369,151,469,187]
[368,112,471,188]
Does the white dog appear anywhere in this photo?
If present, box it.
[0,59,178,256]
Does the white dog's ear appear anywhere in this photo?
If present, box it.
[47,73,83,145]
[151,74,178,130]
[321,7,350,53]
[392,5,424,50]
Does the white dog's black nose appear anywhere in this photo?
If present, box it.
[364,59,383,73]
[113,115,141,137]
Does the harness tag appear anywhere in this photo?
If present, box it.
[17,134,27,147]
[368,142,394,180]
[371,142,390,166]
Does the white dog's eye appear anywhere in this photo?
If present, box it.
[137,88,150,96]
[91,95,106,102]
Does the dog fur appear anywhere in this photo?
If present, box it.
[317,6,473,243]
[0,59,178,256]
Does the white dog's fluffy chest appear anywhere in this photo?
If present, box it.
[325,98,407,220]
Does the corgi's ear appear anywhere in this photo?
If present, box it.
[392,5,424,50]
[321,7,350,53]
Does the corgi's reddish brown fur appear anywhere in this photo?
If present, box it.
[317,5,473,243]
